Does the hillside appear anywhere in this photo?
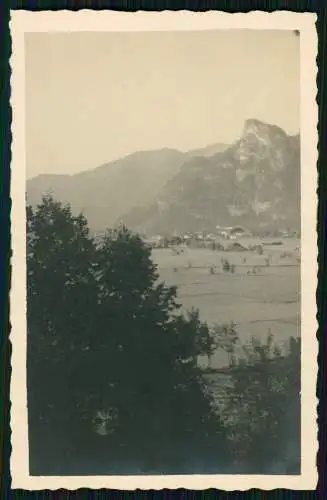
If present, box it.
[121,120,301,235]
[27,148,187,232]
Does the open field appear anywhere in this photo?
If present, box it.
[152,238,300,367]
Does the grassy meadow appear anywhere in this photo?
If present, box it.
[151,237,300,368]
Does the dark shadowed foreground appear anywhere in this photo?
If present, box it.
[27,196,300,476]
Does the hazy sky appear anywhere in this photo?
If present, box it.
[25,30,300,179]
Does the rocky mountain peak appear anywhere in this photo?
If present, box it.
[242,119,288,140]
[234,119,292,172]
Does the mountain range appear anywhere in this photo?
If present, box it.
[27,119,300,235]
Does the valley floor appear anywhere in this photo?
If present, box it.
[152,237,300,368]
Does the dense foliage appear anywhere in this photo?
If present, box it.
[27,196,228,475]
[222,333,301,473]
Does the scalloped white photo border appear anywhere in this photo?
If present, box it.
[9,10,318,491]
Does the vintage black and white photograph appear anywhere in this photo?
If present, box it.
[10,11,318,490]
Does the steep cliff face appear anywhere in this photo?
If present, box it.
[121,120,300,234]
[226,120,300,227]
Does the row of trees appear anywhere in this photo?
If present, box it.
[27,195,300,475]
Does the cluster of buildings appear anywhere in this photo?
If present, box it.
[142,226,252,249]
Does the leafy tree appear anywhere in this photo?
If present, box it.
[27,197,230,475]
[84,226,228,473]
[222,259,231,273]
[27,195,99,472]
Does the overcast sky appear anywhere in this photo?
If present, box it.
[25,29,300,179]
